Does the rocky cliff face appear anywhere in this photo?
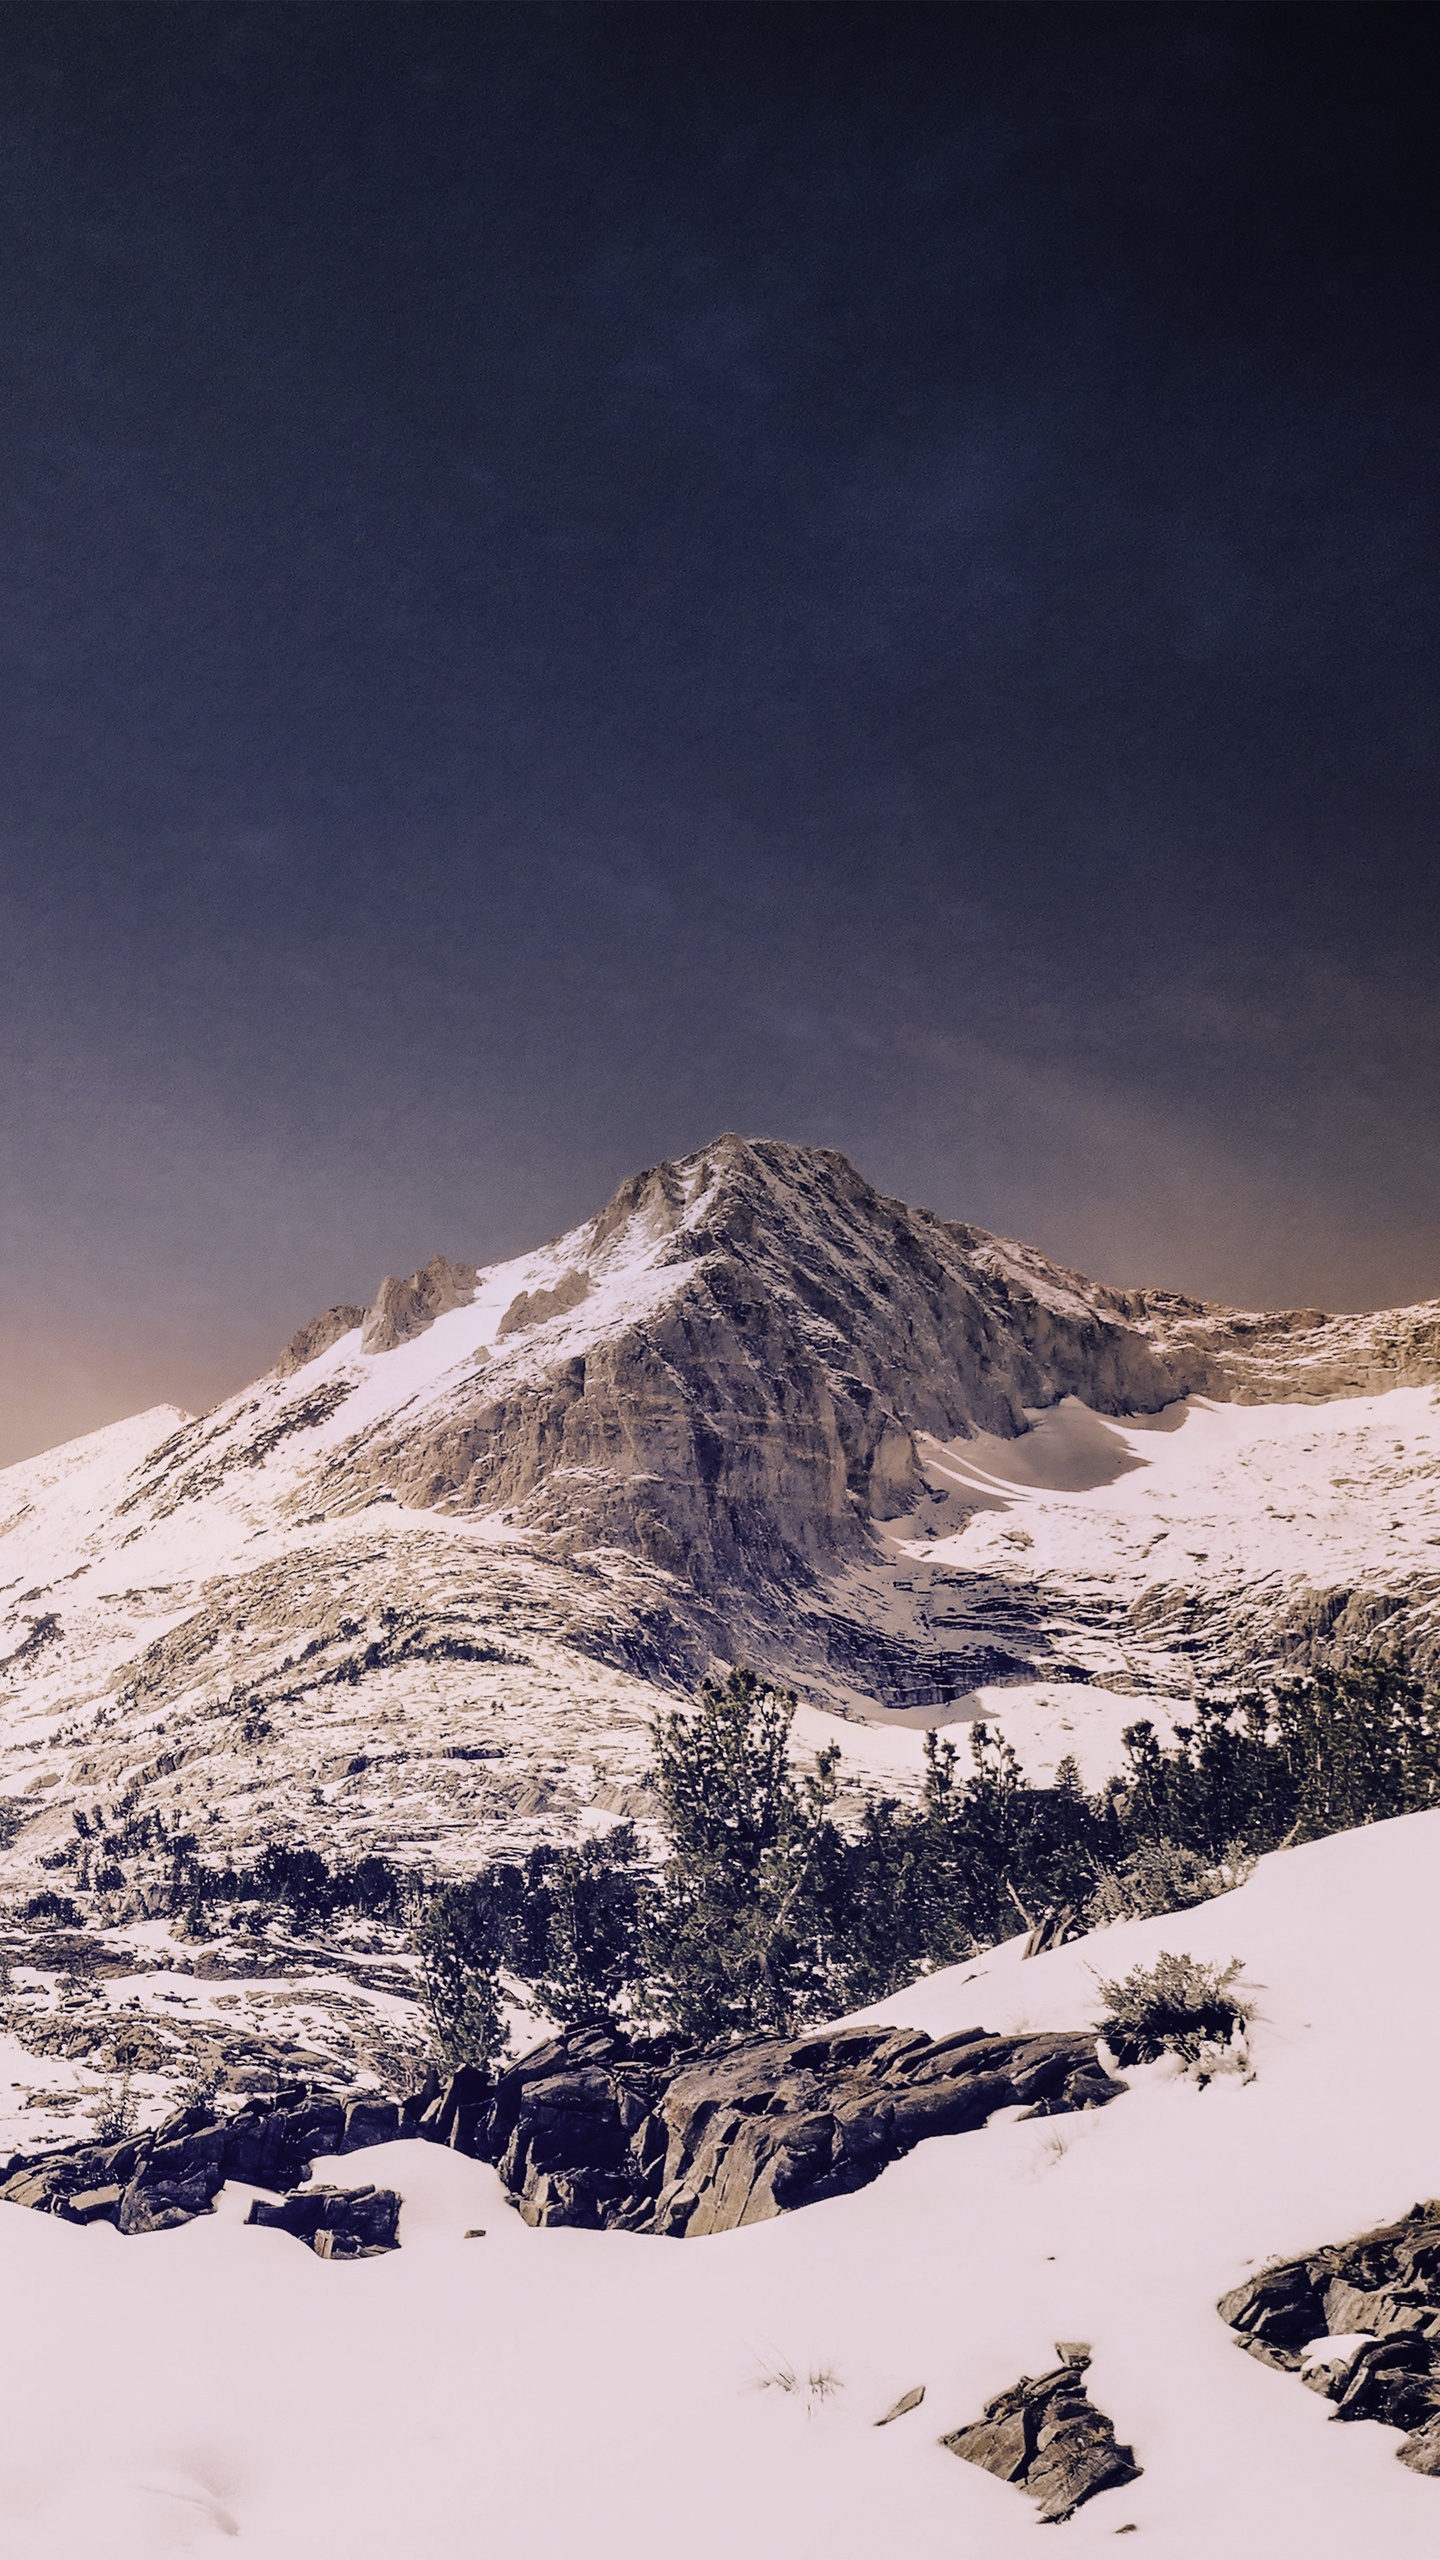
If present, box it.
[318,1138,1198,1584]
[301,1137,1440,1602]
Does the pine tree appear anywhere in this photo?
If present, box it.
[414,1884,512,2073]
[532,1825,645,2028]
[644,1668,844,2040]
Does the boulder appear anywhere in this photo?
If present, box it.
[247,2182,401,2257]
[943,2365,1141,2522]
[1219,2198,1440,2474]
[340,2098,402,2152]
[1399,2418,1440,2477]
[1331,2335,1440,2435]
[1217,2261,1326,2348]
[118,2170,217,2235]
[55,2184,124,2226]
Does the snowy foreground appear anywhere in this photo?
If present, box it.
[3,1814,1440,2557]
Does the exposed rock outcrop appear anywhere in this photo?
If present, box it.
[352,1139,1193,1592]
[0,2086,424,2235]
[360,1255,477,1355]
[275,1306,367,1377]
[0,2021,1124,2247]
[248,2181,400,2257]
[496,1269,591,1337]
[942,2349,1142,2521]
[1219,2199,1440,2469]
[459,2016,1125,2235]
[336,1138,1440,1628]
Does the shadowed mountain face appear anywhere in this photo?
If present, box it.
[2,1135,1440,1910]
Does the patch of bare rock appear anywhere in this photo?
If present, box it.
[942,2345,1142,2521]
[447,2014,1124,2236]
[1219,2200,1440,2474]
[0,2088,415,2238]
[275,1305,368,1377]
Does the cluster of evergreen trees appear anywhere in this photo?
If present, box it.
[413,1656,1440,2066]
[76,1658,1431,2060]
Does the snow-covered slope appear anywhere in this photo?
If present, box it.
[4,1811,1439,2558]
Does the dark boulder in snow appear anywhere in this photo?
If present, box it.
[1217,2261,1328,2352]
[248,2182,400,2257]
[1219,2200,1440,2470]
[1,2088,374,2234]
[942,2357,1141,2522]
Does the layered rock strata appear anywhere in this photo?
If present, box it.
[464,2015,1125,2235]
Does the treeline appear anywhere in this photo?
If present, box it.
[57,1656,1440,2056]
[414,1657,1440,2062]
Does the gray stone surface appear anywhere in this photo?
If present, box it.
[360,1256,477,1355]
[275,1306,367,1376]
[942,2365,1141,2521]
[248,2181,400,2256]
[470,2017,1125,2237]
[1219,2201,1440,2468]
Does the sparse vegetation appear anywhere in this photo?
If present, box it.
[393,1654,1439,2048]
[90,2067,139,2141]
[1082,1837,1252,1928]
[1095,1951,1254,2075]
[29,1651,1438,2072]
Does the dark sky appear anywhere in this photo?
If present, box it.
[2,2,1437,1464]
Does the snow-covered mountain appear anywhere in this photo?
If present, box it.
[3,1132,1440,1907]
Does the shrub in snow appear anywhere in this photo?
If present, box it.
[89,2069,139,2142]
[1095,1950,1254,2076]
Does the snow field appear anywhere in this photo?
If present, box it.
[3,1809,1440,2557]
[915,1386,1440,1598]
